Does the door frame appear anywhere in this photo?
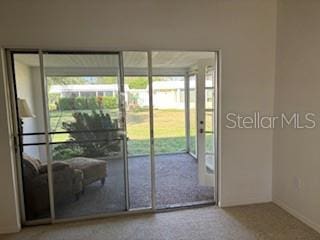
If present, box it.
[5,48,221,226]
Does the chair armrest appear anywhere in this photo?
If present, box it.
[39,161,70,174]
[32,167,75,204]
[26,167,82,216]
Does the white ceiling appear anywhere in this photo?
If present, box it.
[14,51,215,70]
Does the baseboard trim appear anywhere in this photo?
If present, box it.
[273,199,320,234]
[219,199,272,208]
[0,225,20,234]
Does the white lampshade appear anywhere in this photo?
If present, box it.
[18,98,35,118]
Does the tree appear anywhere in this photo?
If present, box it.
[126,77,148,89]
[47,76,87,87]
[94,76,117,84]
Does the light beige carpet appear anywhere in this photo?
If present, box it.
[1,203,320,240]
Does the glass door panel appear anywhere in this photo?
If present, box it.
[189,74,197,156]
[205,88,214,109]
[43,53,127,219]
[152,51,215,208]
[12,50,218,223]
[12,53,51,222]
[152,75,186,154]
[205,111,213,132]
[205,69,215,179]
[197,57,216,187]
[123,51,152,209]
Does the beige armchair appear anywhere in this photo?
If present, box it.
[22,154,83,219]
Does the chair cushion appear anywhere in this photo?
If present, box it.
[22,153,42,177]
[65,157,107,186]
[38,161,70,174]
[72,169,84,195]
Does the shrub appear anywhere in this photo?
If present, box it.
[127,77,148,89]
[87,97,98,110]
[52,147,82,160]
[59,97,75,111]
[74,97,87,110]
[103,96,117,109]
[58,96,118,111]
[53,110,120,158]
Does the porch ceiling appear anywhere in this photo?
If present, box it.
[14,51,215,76]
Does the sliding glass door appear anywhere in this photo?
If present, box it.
[9,49,218,224]
[122,51,152,210]
[11,52,51,221]
[43,53,128,219]
[11,51,131,222]
[152,51,216,208]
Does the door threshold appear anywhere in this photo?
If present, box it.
[156,200,216,213]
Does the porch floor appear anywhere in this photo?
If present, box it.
[55,153,214,219]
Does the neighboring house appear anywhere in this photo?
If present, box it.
[49,80,200,109]
[50,84,124,98]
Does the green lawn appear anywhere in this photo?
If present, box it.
[49,109,213,156]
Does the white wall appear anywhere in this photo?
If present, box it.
[273,0,320,233]
[0,0,277,233]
